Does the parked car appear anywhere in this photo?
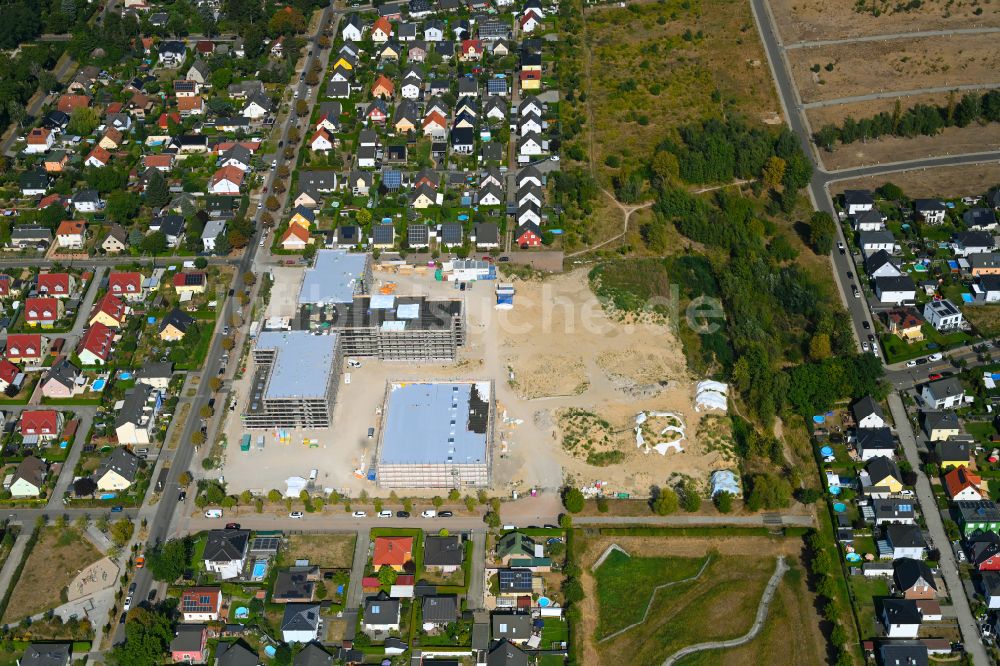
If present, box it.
[147,589,157,602]
[352,511,367,518]
[111,506,123,513]
[421,510,437,518]
[862,321,870,330]
[123,596,132,611]
[378,511,392,518]
[135,555,145,569]
[289,511,304,519]
[928,352,944,361]
[906,360,917,367]
[396,511,410,518]
[928,373,943,380]
[225,523,241,529]
[438,511,454,517]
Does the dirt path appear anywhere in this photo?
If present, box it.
[565,191,654,257]
[662,556,788,666]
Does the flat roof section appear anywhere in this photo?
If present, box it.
[380,382,491,465]
[298,250,369,305]
[256,331,339,400]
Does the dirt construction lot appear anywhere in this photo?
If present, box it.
[281,533,356,569]
[771,0,1000,42]
[575,533,826,665]
[790,34,1000,103]
[831,162,1000,198]
[219,266,736,499]
[819,123,1000,171]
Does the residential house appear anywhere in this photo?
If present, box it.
[136,362,174,391]
[872,275,916,305]
[24,128,54,155]
[0,359,23,395]
[853,208,885,232]
[293,643,332,666]
[55,221,86,250]
[372,17,393,43]
[964,207,998,231]
[474,223,500,249]
[859,230,898,258]
[242,93,272,120]
[894,558,937,599]
[439,223,463,246]
[862,456,903,497]
[872,498,916,526]
[9,456,46,498]
[95,447,139,490]
[173,272,207,296]
[953,230,996,256]
[878,643,928,666]
[20,410,62,441]
[24,297,63,328]
[42,152,69,174]
[280,225,312,252]
[937,440,971,470]
[18,644,71,666]
[944,466,984,501]
[407,224,430,249]
[515,221,542,248]
[108,272,144,301]
[915,199,948,225]
[158,41,187,67]
[491,613,532,644]
[970,253,1000,276]
[363,593,401,632]
[342,14,364,41]
[852,395,886,429]
[209,166,244,195]
[216,641,258,666]
[371,224,394,249]
[39,358,77,399]
[202,219,227,252]
[56,94,90,114]
[487,639,531,666]
[923,299,964,331]
[424,535,463,573]
[84,146,111,169]
[281,603,321,643]
[76,322,115,365]
[421,596,458,629]
[957,500,1000,536]
[159,308,195,341]
[181,587,223,622]
[857,428,897,461]
[885,524,927,560]
[923,411,959,442]
[19,170,49,196]
[115,385,162,445]
[843,189,875,216]
[273,566,319,603]
[89,292,126,329]
[101,225,128,254]
[882,598,922,638]
[497,569,534,595]
[72,190,103,213]
[373,536,412,572]
[170,624,208,664]
[5,334,48,365]
[921,377,965,410]
[299,171,339,193]
[203,529,251,580]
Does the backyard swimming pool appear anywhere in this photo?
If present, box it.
[91,378,106,391]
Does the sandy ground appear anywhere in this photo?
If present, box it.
[219,267,733,498]
[831,162,1000,197]
[67,557,120,602]
[790,34,1000,103]
[819,122,1000,171]
[264,266,305,320]
[771,0,1000,43]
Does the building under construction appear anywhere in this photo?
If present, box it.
[242,331,343,429]
[299,295,466,361]
[375,381,493,488]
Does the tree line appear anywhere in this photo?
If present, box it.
[813,91,1000,150]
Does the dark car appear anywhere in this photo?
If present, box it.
[862,321,870,330]
[119,613,127,625]
[111,506,123,513]
[438,511,453,517]
[867,334,875,342]
[228,289,235,296]
[225,522,241,529]
[396,511,410,518]
[147,589,157,602]
[128,582,137,594]
[177,491,187,502]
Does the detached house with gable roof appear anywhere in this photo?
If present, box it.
[203,529,251,580]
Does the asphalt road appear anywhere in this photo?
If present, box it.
[751,0,992,662]
[804,82,1000,109]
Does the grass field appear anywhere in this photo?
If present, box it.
[831,163,1000,199]
[964,306,1000,338]
[561,0,781,187]
[3,527,101,623]
[280,533,357,569]
[594,549,708,638]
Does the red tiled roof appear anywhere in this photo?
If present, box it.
[176,96,203,112]
[172,272,206,287]
[944,465,982,498]
[56,220,85,237]
[0,360,20,385]
[373,536,413,567]
[20,410,59,436]
[37,273,71,295]
[180,587,221,614]
[77,322,114,361]
[281,225,310,245]
[24,297,59,323]
[87,146,111,165]
[108,272,143,296]
[212,166,245,186]
[57,94,91,113]
[5,334,44,359]
[89,292,126,324]
[143,154,174,169]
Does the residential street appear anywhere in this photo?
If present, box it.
[888,393,989,664]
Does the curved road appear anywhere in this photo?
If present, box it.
[662,557,787,666]
[803,82,1000,109]
[786,26,1000,49]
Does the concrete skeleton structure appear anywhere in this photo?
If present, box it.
[375,381,494,488]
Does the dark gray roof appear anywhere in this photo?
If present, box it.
[204,529,250,563]
[886,524,926,549]
[281,603,321,632]
[498,569,533,592]
[96,447,139,484]
[273,569,315,602]
[954,230,995,248]
[875,275,915,292]
[298,171,339,191]
[882,598,922,625]
[372,224,394,245]
[424,535,464,566]
[169,624,206,653]
[44,358,79,392]
[139,361,174,380]
[956,499,1000,523]
[879,642,928,666]
[363,594,401,624]
[491,613,532,639]
[421,595,458,623]
[217,641,258,666]
[487,639,530,666]
[923,410,958,432]
[937,439,969,463]
[293,643,332,666]
[843,189,874,207]
[440,223,463,244]
[964,207,996,228]
[866,456,901,486]
[160,308,195,335]
[115,385,156,429]
[19,643,71,666]
[851,395,884,424]
[873,498,916,522]
[857,428,895,453]
[893,557,936,592]
[924,377,964,401]
[407,224,430,245]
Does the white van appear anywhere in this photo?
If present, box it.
[205,509,223,518]
[421,510,437,518]
[309,469,318,481]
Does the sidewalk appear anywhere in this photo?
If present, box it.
[47,409,97,508]
[0,526,34,602]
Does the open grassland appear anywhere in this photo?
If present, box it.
[819,122,1000,170]
[4,527,101,623]
[771,0,1000,43]
[789,34,1000,103]
[576,534,827,665]
[281,533,357,569]
[831,162,1000,198]
[563,0,781,187]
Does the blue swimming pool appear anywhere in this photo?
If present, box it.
[99,493,116,500]
[962,293,973,303]
[91,378,106,391]
[251,560,267,581]
[119,372,132,380]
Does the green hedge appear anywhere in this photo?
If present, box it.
[0,526,39,623]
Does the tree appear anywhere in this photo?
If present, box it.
[432,495,444,509]
[355,208,372,225]
[145,170,171,208]
[269,6,306,35]
[211,67,232,89]
[140,231,167,256]
[682,480,701,512]
[110,519,134,547]
[67,106,100,135]
[268,489,283,503]
[199,405,214,419]
[242,272,256,286]
[209,377,222,392]
[464,495,476,512]
[191,431,206,446]
[762,156,786,190]
[795,488,822,504]
[652,488,679,515]
[73,477,97,497]
[222,337,235,351]
[809,333,832,360]
[562,487,584,513]
[147,538,190,582]
[110,605,175,666]
[194,257,208,269]
[179,472,193,486]
[378,565,397,589]
[265,196,281,211]
[746,473,792,511]
[295,99,309,116]
[448,488,460,501]
[106,191,141,223]
[807,211,836,255]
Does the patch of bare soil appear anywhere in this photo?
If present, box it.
[819,123,1000,171]
[831,162,1000,198]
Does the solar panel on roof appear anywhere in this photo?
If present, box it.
[382,170,402,188]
